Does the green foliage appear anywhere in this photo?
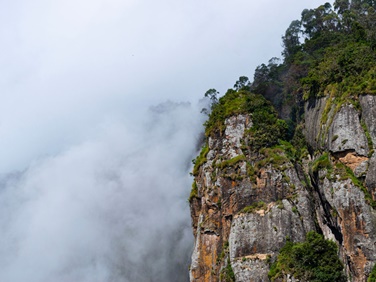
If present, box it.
[240,201,267,213]
[335,162,376,208]
[276,200,285,209]
[192,144,209,176]
[220,258,235,282]
[188,181,198,202]
[368,263,376,282]
[255,145,291,171]
[204,89,248,136]
[217,241,229,264]
[302,42,376,99]
[292,126,310,157]
[234,76,250,91]
[245,93,288,150]
[361,120,375,157]
[311,153,332,173]
[203,88,287,150]
[282,20,302,59]
[268,231,346,282]
[216,155,246,169]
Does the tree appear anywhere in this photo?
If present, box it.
[233,76,250,91]
[334,0,350,15]
[205,88,219,104]
[201,88,219,115]
[282,20,302,60]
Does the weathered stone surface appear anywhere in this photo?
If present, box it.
[366,154,376,199]
[231,258,269,282]
[328,104,369,156]
[190,114,317,281]
[360,95,376,144]
[304,97,328,149]
[190,97,376,281]
[316,175,376,281]
[335,151,369,176]
[229,198,315,281]
[190,114,253,282]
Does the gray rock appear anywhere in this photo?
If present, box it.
[229,198,316,281]
[360,95,376,145]
[304,97,328,149]
[328,104,369,156]
[366,153,376,197]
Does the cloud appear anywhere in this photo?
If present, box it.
[0,0,325,173]
[0,101,206,282]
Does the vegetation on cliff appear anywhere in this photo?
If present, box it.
[268,231,346,281]
[250,0,376,125]
[190,1,376,281]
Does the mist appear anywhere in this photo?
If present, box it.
[0,0,328,280]
[0,101,206,282]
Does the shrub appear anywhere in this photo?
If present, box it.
[268,231,346,282]
[311,152,332,173]
[240,201,267,213]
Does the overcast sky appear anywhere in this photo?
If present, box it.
[0,0,326,173]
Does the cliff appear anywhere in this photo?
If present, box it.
[188,91,376,281]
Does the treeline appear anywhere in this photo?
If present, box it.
[202,0,376,145]
[250,0,376,121]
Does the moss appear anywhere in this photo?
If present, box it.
[292,206,298,214]
[240,201,267,213]
[311,152,332,173]
[188,181,199,202]
[217,241,228,265]
[361,121,374,157]
[246,162,257,183]
[256,147,290,170]
[335,162,376,209]
[192,144,209,176]
[276,200,284,209]
[219,258,235,282]
[216,155,246,169]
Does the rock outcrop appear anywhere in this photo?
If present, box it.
[189,95,376,281]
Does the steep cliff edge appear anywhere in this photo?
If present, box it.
[188,1,376,280]
[189,91,376,281]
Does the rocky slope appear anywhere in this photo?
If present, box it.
[189,94,376,281]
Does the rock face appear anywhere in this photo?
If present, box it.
[189,95,376,281]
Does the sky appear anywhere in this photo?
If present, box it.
[0,0,326,281]
[0,0,325,173]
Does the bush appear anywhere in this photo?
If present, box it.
[245,93,288,149]
[311,152,332,173]
[240,201,267,213]
[268,231,346,282]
